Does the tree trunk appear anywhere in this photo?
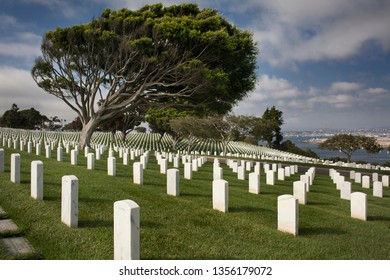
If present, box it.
[79,118,100,148]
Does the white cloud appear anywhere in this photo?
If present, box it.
[365,87,388,94]
[330,82,362,92]
[0,66,76,121]
[248,0,390,67]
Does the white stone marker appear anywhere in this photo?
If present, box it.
[27,142,32,153]
[0,148,4,172]
[340,181,352,200]
[382,175,389,187]
[362,176,370,188]
[114,199,140,260]
[61,175,78,228]
[184,163,192,180]
[213,167,223,181]
[372,173,379,182]
[284,166,291,177]
[373,181,383,198]
[293,181,306,205]
[249,172,260,194]
[351,192,367,221]
[71,150,77,165]
[95,148,101,160]
[31,160,43,200]
[192,159,198,171]
[173,156,180,168]
[10,153,20,183]
[108,157,116,176]
[355,172,362,183]
[140,155,147,170]
[266,171,275,185]
[133,162,143,185]
[278,168,285,181]
[123,152,129,165]
[213,179,228,213]
[36,143,41,156]
[57,146,63,162]
[277,194,298,236]
[300,174,310,192]
[87,153,95,170]
[167,168,180,196]
[160,158,168,174]
[45,145,51,158]
[350,170,356,180]
[237,166,245,180]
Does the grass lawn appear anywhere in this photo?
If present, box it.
[0,146,389,260]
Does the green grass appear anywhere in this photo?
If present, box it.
[0,147,389,260]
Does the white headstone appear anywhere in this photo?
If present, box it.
[71,150,77,165]
[340,181,351,200]
[184,163,192,180]
[213,166,223,181]
[0,148,4,173]
[160,158,168,174]
[373,181,383,198]
[114,199,140,260]
[237,166,245,180]
[249,172,260,194]
[31,160,43,200]
[350,170,356,180]
[351,192,367,221]
[10,153,20,183]
[355,172,362,183]
[133,162,143,185]
[382,175,389,187]
[45,146,51,159]
[61,175,78,228]
[284,166,291,177]
[108,157,116,176]
[27,142,32,153]
[300,174,310,192]
[87,153,95,170]
[372,173,379,182]
[123,152,129,165]
[140,155,147,170]
[57,146,63,162]
[277,194,298,236]
[173,156,179,168]
[293,181,306,205]
[167,168,180,196]
[192,159,198,171]
[95,148,101,160]
[362,176,370,188]
[36,143,41,156]
[266,171,275,185]
[278,168,285,181]
[213,180,228,213]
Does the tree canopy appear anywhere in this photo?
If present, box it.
[318,134,382,163]
[31,3,258,147]
[0,104,48,129]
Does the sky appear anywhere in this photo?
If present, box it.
[0,0,389,131]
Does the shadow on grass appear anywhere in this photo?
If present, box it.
[299,227,347,236]
[79,197,112,204]
[181,193,209,198]
[368,216,390,222]
[141,220,164,229]
[229,206,273,213]
[78,219,112,228]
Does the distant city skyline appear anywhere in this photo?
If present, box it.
[0,0,389,131]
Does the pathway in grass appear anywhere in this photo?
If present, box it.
[0,206,37,259]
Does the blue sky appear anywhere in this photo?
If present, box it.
[0,0,389,131]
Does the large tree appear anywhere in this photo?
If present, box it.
[253,106,283,148]
[31,4,257,147]
[318,134,382,163]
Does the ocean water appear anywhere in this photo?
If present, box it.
[286,137,390,164]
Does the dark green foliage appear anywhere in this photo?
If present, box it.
[0,104,48,129]
[319,134,382,163]
[31,3,258,147]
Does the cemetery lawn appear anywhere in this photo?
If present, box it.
[0,147,390,260]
